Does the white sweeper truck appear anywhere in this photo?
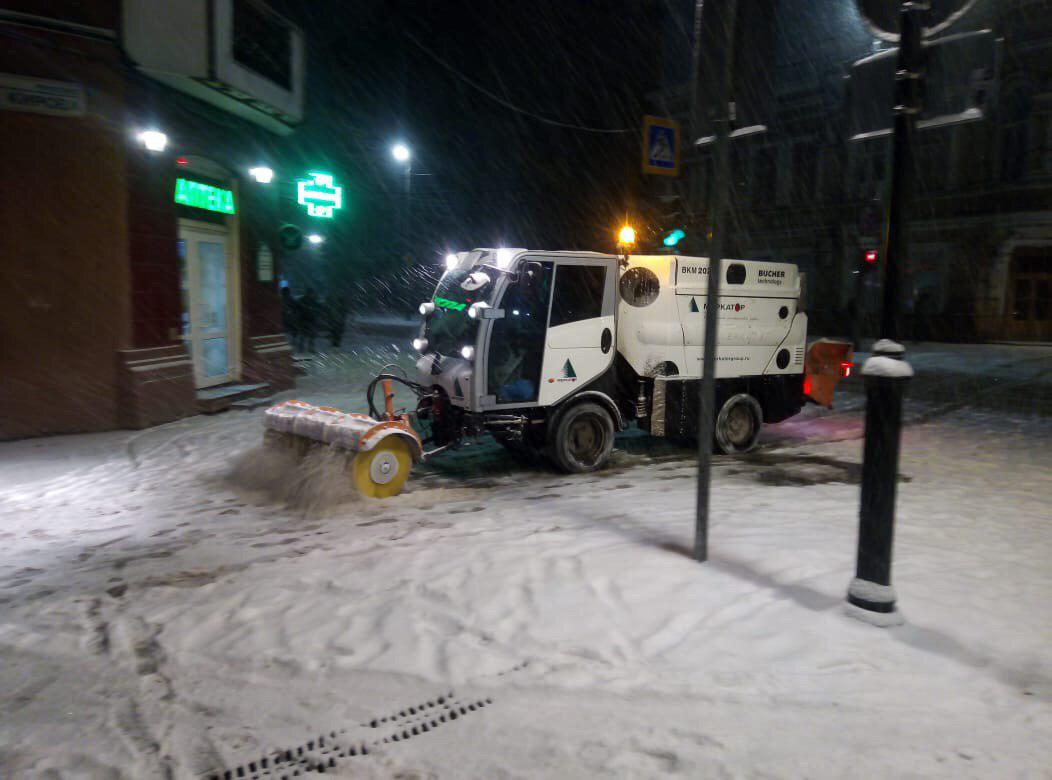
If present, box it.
[263,248,852,497]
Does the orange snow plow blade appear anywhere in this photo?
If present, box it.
[804,339,855,408]
[262,381,422,498]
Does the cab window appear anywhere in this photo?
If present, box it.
[550,265,605,327]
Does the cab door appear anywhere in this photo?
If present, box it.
[538,257,616,406]
[483,261,555,407]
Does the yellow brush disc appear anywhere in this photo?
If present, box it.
[351,436,412,498]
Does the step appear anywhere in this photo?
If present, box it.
[196,383,270,414]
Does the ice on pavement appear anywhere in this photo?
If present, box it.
[1,342,1050,778]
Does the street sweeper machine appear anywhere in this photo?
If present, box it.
[263,248,852,497]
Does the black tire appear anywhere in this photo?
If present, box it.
[549,402,615,473]
[715,393,763,454]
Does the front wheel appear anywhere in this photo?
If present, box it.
[351,437,413,498]
[549,402,615,473]
[714,393,763,454]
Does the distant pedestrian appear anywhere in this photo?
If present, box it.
[326,295,348,349]
[281,286,299,346]
[297,288,321,353]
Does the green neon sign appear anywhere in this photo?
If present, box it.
[297,171,343,218]
[174,178,236,214]
[434,296,466,312]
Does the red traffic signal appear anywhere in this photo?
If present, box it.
[864,249,879,265]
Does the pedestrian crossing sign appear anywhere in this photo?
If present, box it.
[642,116,680,176]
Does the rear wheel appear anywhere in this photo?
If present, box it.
[549,402,615,473]
[714,393,762,454]
[351,437,413,498]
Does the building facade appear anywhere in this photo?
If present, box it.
[0,0,303,440]
[647,0,1051,343]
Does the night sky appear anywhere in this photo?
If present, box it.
[272,0,672,276]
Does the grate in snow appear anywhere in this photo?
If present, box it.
[203,732,368,779]
[369,693,493,744]
[204,690,493,779]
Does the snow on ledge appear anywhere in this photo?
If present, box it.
[872,339,905,355]
[863,355,914,379]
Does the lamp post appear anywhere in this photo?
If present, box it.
[391,143,412,261]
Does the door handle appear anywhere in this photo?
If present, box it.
[601,327,612,354]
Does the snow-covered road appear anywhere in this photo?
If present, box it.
[2,344,1050,778]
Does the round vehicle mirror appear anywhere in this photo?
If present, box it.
[619,267,660,307]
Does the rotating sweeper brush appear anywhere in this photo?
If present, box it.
[262,378,424,498]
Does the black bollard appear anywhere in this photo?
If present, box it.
[847,340,912,626]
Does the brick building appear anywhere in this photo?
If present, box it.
[0,1,303,439]
[647,0,1051,342]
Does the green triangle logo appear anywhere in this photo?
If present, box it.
[689,297,700,313]
[562,360,576,379]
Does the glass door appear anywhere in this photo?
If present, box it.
[178,222,234,388]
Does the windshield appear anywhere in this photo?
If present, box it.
[425,266,496,356]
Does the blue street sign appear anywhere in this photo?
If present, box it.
[642,116,680,176]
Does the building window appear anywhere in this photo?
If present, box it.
[753,148,776,207]
[233,0,293,90]
[917,131,949,191]
[1000,89,1031,182]
[792,143,816,202]
[1009,250,1051,323]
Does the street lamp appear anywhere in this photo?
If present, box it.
[391,143,411,162]
[138,129,168,152]
[249,166,274,184]
[307,233,324,245]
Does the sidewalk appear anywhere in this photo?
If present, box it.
[843,341,1052,416]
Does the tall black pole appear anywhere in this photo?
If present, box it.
[879,3,922,342]
[403,161,412,261]
[693,0,737,563]
[847,1,922,624]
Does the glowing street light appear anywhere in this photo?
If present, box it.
[618,225,636,246]
[391,143,411,162]
[249,166,274,184]
[138,129,168,152]
[307,233,324,245]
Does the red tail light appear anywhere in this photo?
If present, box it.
[803,377,813,397]
[840,361,853,378]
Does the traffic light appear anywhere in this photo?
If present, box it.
[864,249,879,265]
[662,228,686,247]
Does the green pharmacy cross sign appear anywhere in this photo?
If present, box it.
[297,171,343,218]
[174,178,235,214]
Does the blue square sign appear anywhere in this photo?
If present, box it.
[642,116,680,176]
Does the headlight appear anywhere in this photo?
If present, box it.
[419,301,435,316]
[460,345,475,360]
[412,337,428,352]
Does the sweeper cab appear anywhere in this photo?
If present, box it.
[264,248,852,497]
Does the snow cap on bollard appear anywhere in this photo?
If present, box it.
[864,340,912,380]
